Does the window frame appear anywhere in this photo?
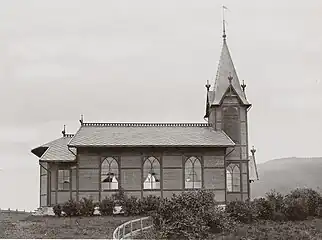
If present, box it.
[58,169,70,191]
[226,163,241,192]
[184,156,202,190]
[101,156,120,191]
[143,156,161,190]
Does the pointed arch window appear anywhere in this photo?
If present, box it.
[143,156,160,190]
[185,156,202,189]
[101,157,119,190]
[226,163,240,192]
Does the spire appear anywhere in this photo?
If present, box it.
[211,35,250,106]
[222,6,228,40]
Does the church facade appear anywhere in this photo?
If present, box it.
[31,33,258,208]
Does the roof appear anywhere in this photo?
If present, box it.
[68,122,235,147]
[31,134,76,162]
[211,39,250,106]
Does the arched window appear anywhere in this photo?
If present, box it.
[226,163,240,192]
[101,157,119,190]
[143,156,160,190]
[185,156,202,189]
[222,106,240,143]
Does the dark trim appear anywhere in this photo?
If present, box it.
[120,167,142,170]
[76,158,79,201]
[162,166,184,169]
[203,167,225,169]
[160,153,163,198]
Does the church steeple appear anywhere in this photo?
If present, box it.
[211,34,250,107]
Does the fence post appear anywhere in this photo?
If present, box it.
[122,224,125,239]
[140,218,143,235]
[130,220,133,239]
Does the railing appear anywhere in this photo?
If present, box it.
[0,208,31,214]
[112,216,153,240]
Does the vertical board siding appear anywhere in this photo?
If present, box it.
[78,155,100,168]
[214,190,226,202]
[143,191,161,197]
[78,169,99,191]
[40,175,47,195]
[240,122,247,145]
[121,155,141,168]
[163,155,182,167]
[40,195,47,207]
[121,169,141,190]
[203,155,224,168]
[51,192,56,205]
[227,193,242,202]
[50,167,57,191]
[163,169,182,189]
[72,169,77,191]
[204,169,225,189]
[57,192,71,204]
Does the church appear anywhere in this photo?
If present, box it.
[31,28,258,208]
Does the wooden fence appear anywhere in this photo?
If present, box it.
[112,216,153,240]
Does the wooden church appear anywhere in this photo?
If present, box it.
[31,28,259,208]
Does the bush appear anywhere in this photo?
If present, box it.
[112,188,127,207]
[152,189,217,240]
[288,188,322,216]
[282,194,309,221]
[53,204,62,217]
[62,199,81,217]
[123,196,140,216]
[79,197,96,216]
[99,197,114,216]
[252,197,274,220]
[266,189,284,212]
[141,195,161,214]
[226,200,253,223]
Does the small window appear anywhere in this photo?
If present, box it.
[101,157,119,190]
[143,156,160,190]
[226,163,240,192]
[58,169,70,190]
[185,156,202,189]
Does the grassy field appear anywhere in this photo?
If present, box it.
[136,218,322,240]
[0,213,133,239]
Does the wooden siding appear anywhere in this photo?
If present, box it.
[203,155,224,168]
[163,155,182,168]
[78,169,99,191]
[121,169,141,190]
[204,169,225,189]
[163,169,182,190]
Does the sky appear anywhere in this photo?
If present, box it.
[0,0,322,210]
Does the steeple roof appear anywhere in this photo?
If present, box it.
[211,39,250,106]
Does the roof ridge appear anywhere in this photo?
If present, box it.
[82,122,212,127]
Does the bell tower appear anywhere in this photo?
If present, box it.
[204,24,252,201]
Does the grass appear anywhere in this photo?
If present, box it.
[136,218,322,240]
[0,213,134,239]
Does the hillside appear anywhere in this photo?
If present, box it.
[251,157,322,198]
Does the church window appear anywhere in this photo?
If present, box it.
[185,156,202,189]
[143,156,160,190]
[222,106,240,143]
[58,169,70,190]
[226,163,240,192]
[101,157,119,190]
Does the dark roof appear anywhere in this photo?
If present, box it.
[31,134,76,162]
[68,122,235,147]
[211,39,250,106]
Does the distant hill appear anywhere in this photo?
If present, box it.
[251,157,322,198]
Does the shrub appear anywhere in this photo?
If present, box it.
[288,188,322,216]
[123,196,140,216]
[112,188,127,207]
[266,189,284,212]
[317,205,322,218]
[152,189,217,240]
[79,197,96,216]
[99,197,114,216]
[252,197,274,220]
[226,200,253,223]
[53,204,62,217]
[62,199,81,217]
[141,195,161,214]
[282,194,309,221]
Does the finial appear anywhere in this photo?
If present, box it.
[251,145,256,154]
[205,80,211,91]
[62,125,66,137]
[79,114,84,125]
[241,80,246,92]
[222,6,228,40]
[228,73,233,85]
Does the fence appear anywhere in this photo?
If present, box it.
[0,208,31,214]
[112,216,153,240]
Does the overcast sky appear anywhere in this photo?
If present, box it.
[0,0,321,210]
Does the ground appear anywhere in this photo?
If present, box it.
[0,213,133,239]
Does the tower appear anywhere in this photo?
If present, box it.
[205,27,252,201]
